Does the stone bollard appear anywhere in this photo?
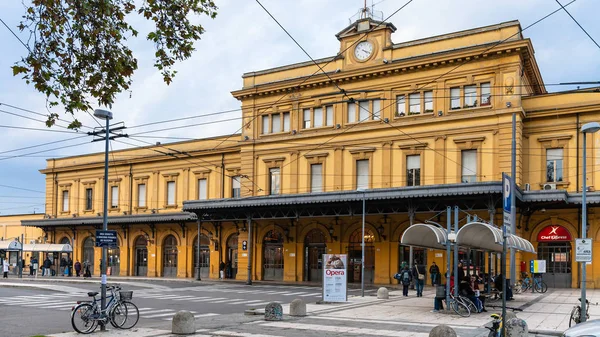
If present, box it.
[172,310,195,335]
[505,311,518,321]
[377,287,389,299]
[264,302,283,321]
[429,324,457,337]
[289,299,306,317]
[506,318,528,337]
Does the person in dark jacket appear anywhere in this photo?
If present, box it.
[429,262,440,286]
[74,260,82,277]
[399,265,412,296]
[67,257,73,277]
[43,256,52,276]
[412,260,426,297]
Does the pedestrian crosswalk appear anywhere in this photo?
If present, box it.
[136,307,220,321]
[0,293,84,311]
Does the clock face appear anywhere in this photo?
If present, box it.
[354,41,373,61]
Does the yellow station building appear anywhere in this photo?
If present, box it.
[16,18,600,289]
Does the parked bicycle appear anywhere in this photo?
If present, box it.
[569,297,598,327]
[444,288,474,317]
[71,284,139,334]
[515,273,547,293]
[485,307,523,337]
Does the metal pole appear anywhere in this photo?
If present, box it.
[446,206,451,308]
[453,206,459,298]
[19,234,23,278]
[361,193,365,297]
[100,117,110,331]
[510,112,517,287]
[246,218,253,285]
[501,214,507,337]
[196,219,201,281]
[581,133,588,322]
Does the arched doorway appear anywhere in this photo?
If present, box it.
[193,234,210,279]
[304,229,327,282]
[226,234,238,279]
[347,228,375,284]
[134,236,148,276]
[263,230,284,281]
[108,244,120,276]
[162,235,178,277]
[82,237,95,276]
[537,225,573,288]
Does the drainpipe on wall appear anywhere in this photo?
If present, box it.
[128,164,133,276]
[221,154,225,199]
[576,113,580,194]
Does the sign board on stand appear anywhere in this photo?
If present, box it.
[502,173,512,233]
[530,260,546,274]
[322,254,347,302]
[95,230,118,248]
[575,239,593,262]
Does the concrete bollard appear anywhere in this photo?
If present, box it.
[264,302,283,321]
[505,311,518,321]
[429,324,457,337]
[289,299,306,317]
[377,287,389,299]
[506,318,528,337]
[172,310,195,335]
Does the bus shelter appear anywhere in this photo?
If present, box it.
[22,243,73,277]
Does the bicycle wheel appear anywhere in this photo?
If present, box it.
[459,296,478,314]
[71,303,98,334]
[110,301,139,329]
[569,306,580,327]
[514,281,522,294]
[451,299,471,317]
[534,281,548,293]
[539,281,548,293]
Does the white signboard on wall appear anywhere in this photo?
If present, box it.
[322,254,347,302]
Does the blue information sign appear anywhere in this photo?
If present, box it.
[95,230,118,247]
[502,173,512,231]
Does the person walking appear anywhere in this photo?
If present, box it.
[219,261,225,280]
[2,258,9,278]
[59,257,67,276]
[412,260,426,297]
[74,260,82,277]
[429,261,440,286]
[31,256,38,276]
[43,256,52,277]
[399,265,412,296]
[67,257,73,277]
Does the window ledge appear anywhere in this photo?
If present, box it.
[164,204,179,209]
[108,208,121,213]
[394,112,434,119]
[345,119,383,127]
[134,206,148,212]
[59,211,70,215]
[301,125,335,132]
[260,130,291,137]
[448,105,493,114]
[82,209,95,214]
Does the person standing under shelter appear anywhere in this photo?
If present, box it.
[412,260,426,297]
[43,256,52,276]
[219,261,225,280]
[31,256,38,276]
[429,261,440,286]
[2,258,9,278]
[74,260,82,277]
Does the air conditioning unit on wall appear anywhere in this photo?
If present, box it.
[543,183,557,190]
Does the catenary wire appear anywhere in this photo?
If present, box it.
[554,0,600,50]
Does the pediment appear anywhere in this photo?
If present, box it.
[335,19,396,41]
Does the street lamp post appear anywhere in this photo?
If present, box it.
[93,108,113,331]
[357,188,366,297]
[580,121,600,323]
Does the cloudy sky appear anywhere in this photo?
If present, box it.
[0,0,598,216]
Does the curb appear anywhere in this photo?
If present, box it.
[529,329,563,336]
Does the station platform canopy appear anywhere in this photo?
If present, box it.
[22,243,73,253]
[0,240,22,251]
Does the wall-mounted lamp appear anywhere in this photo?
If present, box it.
[72,213,78,218]
[123,211,128,215]
[383,117,389,123]
[244,135,250,141]
[284,228,293,242]
[335,124,341,129]
[399,112,406,117]
[96,212,102,217]
[292,130,297,135]
[334,68,341,73]
[382,58,389,64]
[438,111,443,116]
[377,225,386,240]
[506,102,512,108]
[448,230,457,242]
[151,209,157,214]
[328,225,338,241]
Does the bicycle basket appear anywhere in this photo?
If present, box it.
[119,291,133,300]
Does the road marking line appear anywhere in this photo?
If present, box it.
[299,293,320,297]
[227,300,265,305]
[190,297,227,302]
[136,307,155,312]
[211,330,284,337]
[206,298,244,304]
[172,296,211,301]
[245,301,281,307]
[141,312,180,318]
[260,322,430,336]
[281,292,307,296]
[37,303,77,309]
[139,309,174,314]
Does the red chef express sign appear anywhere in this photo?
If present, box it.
[322,254,348,302]
[537,225,572,242]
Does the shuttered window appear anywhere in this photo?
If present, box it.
[461,150,477,183]
[406,155,421,186]
[311,164,323,193]
[198,179,207,200]
[167,181,176,205]
[137,184,146,207]
[356,160,369,189]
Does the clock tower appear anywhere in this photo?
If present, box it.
[335,18,397,69]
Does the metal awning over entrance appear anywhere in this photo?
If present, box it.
[22,243,73,252]
[0,240,22,251]
[455,221,535,253]
[400,224,448,249]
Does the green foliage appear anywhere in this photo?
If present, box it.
[13,0,218,128]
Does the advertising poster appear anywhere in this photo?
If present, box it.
[322,254,347,302]
[530,260,546,273]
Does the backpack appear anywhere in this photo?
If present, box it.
[402,271,411,285]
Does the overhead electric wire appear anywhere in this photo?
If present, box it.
[555,0,600,50]
[0,134,89,155]
[0,17,31,52]
[0,141,90,162]
[0,102,95,131]
[0,184,45,194]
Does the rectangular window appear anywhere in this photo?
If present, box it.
[311,164,323,193]
[62,190,69,212]
[406,155,421,186]
[464,85,477,107]
[262,115,270,134]
[480,82,491,106]
[409,93,421,114]
[347,102,356,123]
[450,87,460,109]
[270,168,281,195]
[372,99,381,120]
[325,106,334,126]
[313,107,323,127]
[167,181,176,205]
[232,176,241,198]
[198,179,207,200]
[358,101,370,121]
[85,188,93,210]
[137,184,146,207]
[283,112,290,132]
[546,148,564,182]
[110,186,118,208]
[461,150,477,183]
[303,108,311,129]
[356,160,369,189]
[424,91,433,112]
[272,113,281,133]
[396,95,406,116]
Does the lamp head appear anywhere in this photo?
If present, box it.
[93,109,113,120]
[581,122,600,134]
